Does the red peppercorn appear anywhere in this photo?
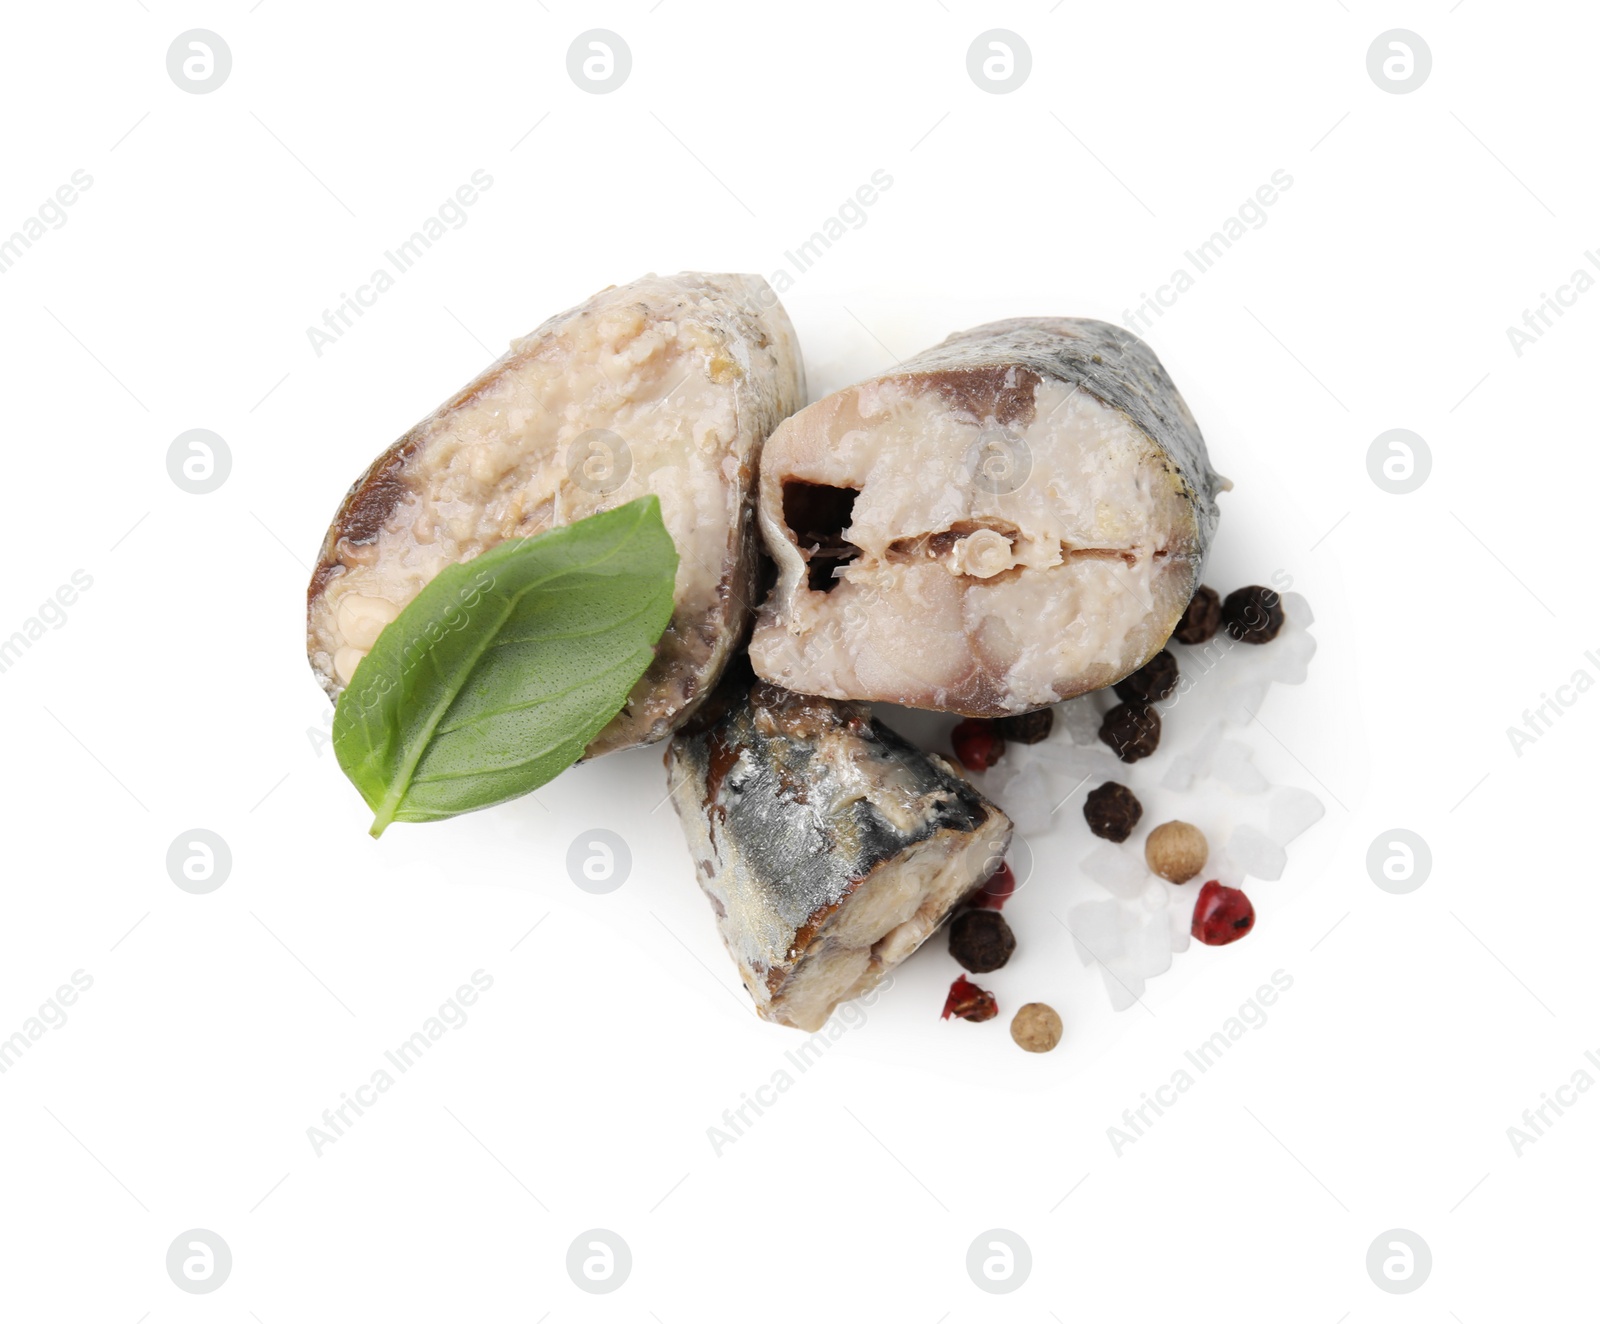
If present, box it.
[941,975,998,1022]
[970,862,1017,910]
[1191,880,1256,946]
[951,718,1005,771]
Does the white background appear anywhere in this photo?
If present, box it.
[0,1,1594,1318]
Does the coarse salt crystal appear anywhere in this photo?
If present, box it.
[1228,824,1287,881]
[1268,786,1324,845]
[1082,843,1148,899]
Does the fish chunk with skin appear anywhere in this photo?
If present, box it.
[749,318,1227,716]
[306,272,805,757]
[667,677,1013,1031]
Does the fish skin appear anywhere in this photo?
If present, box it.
[667,679,1013,1031]
[749,317,1227,716]
[898,317,1224,546]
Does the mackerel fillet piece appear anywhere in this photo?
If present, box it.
[749,318,1225,716]
[667,680,1012,1031]
[307,272,805,756]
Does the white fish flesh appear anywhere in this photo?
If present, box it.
[749,317,1225,715]
[306,272,805,756]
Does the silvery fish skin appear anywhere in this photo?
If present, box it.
[667,680,1012,1031]
[749,317,1226,716]
[306,272,805,757]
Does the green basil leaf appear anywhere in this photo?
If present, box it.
[333,496,678,836]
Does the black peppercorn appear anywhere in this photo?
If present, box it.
[997,707,1054,745]
[1114,650,1178,704]
[1173,585,1222,645]
[1083,781,1143,842]
[949,909,1016,973]
[1098,702,1161,762]
[1222,586,1284,644]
